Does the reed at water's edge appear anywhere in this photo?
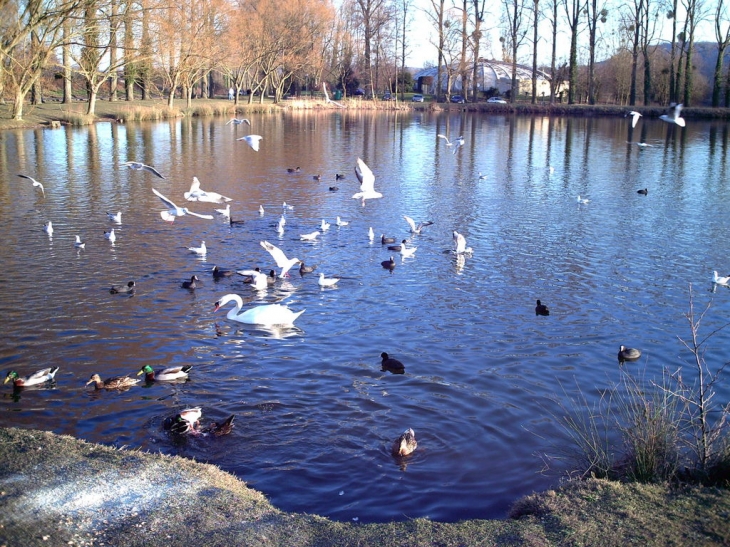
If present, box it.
[3,97,730,131]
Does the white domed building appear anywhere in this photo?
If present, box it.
[414,59,565,99]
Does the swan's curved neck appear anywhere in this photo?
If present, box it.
[224,295,244,319]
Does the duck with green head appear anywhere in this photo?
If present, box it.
[138,365,192,382]
[4,367,59,387]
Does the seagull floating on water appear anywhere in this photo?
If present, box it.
[712,271,730,285]
[276,218,285,236]
[368,227,375,241]
[353,158,383,204]
[152,188,214,222]
[282,202,294,211]
[104,229,116,243]
[18,174,45,197]
[453,231,473,255]
[107,211,122,223]
[659,103,685,127]
[577,195,590,204]
[237,134,263,151]
[300,231,320,241]
[318,273,340,288]
[184,177,232,204]
[260,240,301,278]
[259,205,265,215]
[43,221,53,236]
[188,241,207,256]
[336,216,349,227]
[120,161,166,179]
[320,219,330,231]
[74,235,85,249]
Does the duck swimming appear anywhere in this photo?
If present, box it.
[182,275,200,289]
[4,367,59,387]
[203,415,235,436]
[86,373,140,390]
[381,256,396,270]
[137,365,192,382]
[110,281,135,294]
[392,428,417,456]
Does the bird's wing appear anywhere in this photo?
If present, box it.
[18,174,43,193]
[237,269,261,277]
[183,209,214,220]
[260,240,288,267]
[403,216,417,232]
[355,158,375,191]
[152,188,177,209]
[437,134,451,145]
[189,177,202,194]
[142,164,166,179]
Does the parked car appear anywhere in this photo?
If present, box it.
[382,92,392,101]
[412,94,424,102]
[487,97,507,104]
[353,88,365,96]
[450,95,465,104]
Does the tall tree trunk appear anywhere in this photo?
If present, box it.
[461,0,468,97]
[471,0,485,101]
[668,0,679,102]
[123,3,135,101]
[629,0,643,105]
[531,0,539,103]
[30,31,42,105]
[86,87,98,115]
[109,0,118,101]
[141,0,151,100]
[550,0,557,102]
[63,20,72,104]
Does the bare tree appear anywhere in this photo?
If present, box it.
[471,0,488,101]
[585,0,607,104]
[425,0,447,98]
[503,0,529,103]
[2,0,81,119]
[681,0,706,106]
[562,0,583,104]
[712,0,730,106]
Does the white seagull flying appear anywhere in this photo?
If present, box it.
[152,188,214,222]
[237,134,263,151]
[18,174,45,197]
[404,215,433,234]
[120,161,166,179]
[628,111,642,128]
[353,158,383,204]
[659,103,686,127]
[260,240,301,278]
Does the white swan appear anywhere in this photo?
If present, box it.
[353,158,383,203]
[152,188,214,222]
[184,176,232,204]
[214,294,305,325]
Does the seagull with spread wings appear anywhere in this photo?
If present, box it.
[120,161,166,179]
[353,158,383,204]
[260,240,301,277]
[18,174,45,197]
[152,188,214,222]
[237,134,263,151]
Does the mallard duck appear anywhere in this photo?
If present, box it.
[5,367,59,387]
[110,281,135,294]
[618,346,642,364]
[381,352,405,374]
[163,407,202,434]
[86,373,140,390]
[204,415,235,436]
[535,299,550,316]
[137,365,192,382]
[392,428,417,456]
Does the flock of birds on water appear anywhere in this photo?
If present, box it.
[4,101,707,457]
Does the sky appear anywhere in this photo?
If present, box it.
[403,0,719,71]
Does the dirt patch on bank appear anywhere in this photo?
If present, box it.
[0,428,728,547]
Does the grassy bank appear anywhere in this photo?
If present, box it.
[0,427,728,547]
[4,97,730,131]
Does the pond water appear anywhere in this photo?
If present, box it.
[1,110,730,523]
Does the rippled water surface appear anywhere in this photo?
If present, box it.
[2,111,730,522]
